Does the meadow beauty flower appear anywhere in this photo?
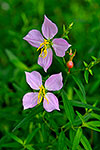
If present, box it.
[23,15,71,72]
[22,71,63,112]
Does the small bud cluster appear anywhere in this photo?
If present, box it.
[66,49,76,72]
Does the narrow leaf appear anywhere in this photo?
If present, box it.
[72,128,82,150]
[74,87,86,104]
[76,111,84,123]
[0,142,21,148]
[7,133,23,145]
[91,56,97,61]
[89,69,93,75]
[91,113,100,120]
[84,70,89,84]
[12,105,43,132]
[25,145,35,150]
[61,90,74,123]
[58,131,65,150]
[70,100,100,111]
[5,49,28,70]
[24,128,40,144]
[81,134,92,150]
[65,137,72,148]
[72,76,86,100]
[83,61,88,67]
[83,123,100,132]
[86,121,100,127]
[69,129,75,143]
[64,113,91,132]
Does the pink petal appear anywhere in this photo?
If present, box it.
[25,71,42,90]
[45,72,63,91]
[23,30,44,48]
[43,92,60,112]
[22,92,38,110]
[42,15,58,39]
[52,38,71,57]
[38,48,53,72]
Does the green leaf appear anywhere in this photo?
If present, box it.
[58,131,66,150]
[62,22,73,39]
[91,113,100,120]
[65,137,72,148]
[84,70,89,84]
[25,145,35,150]
[76,111,84,123]
[70,100,100,111]
[72,128,82,150]
[86,121,100,127]
[91,56,97,61]
[24,128,40,144]
[61,90,74,123]
[77,145,84,150]
[89,69,93,75]
[83,123,100,132]
[72,76,86,100]
[5,49,28,70]
[64,147,68,150]
[63,24,66,32]
[65,35,69,40]
[83,61,88,67]
[74,87,86,104]
[89,80,100,94]
[0,135,7,145]
[63,113,91,132]
[7,133,23,145]
[69,129,75,143]
[0,142,21,148]
[81,135,92,150]
[69,22,73,29]
[12,105,43,132]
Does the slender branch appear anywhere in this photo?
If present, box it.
[42,111,56,133]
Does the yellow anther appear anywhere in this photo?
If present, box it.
[37,43,44,51]
[37,39,49,59]
[37,85,49,104]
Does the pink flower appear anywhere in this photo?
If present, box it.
[22,71,63,112]
[23,15,71,72]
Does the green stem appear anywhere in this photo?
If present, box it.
[42,111,56,133]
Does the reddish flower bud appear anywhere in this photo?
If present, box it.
[69,52,73,56]
[67,61,74,69]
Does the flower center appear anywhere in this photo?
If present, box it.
[37,85,49,104]
[37,39,49,59]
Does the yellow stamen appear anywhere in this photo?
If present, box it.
[37,85,49,104]
[44,96,49,104]
[37,39,49,59]
[37,86,42,104]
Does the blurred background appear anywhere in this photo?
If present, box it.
[0,0,100,149]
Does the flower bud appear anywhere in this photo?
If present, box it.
[67,60,74,69]
[69,52,73,56]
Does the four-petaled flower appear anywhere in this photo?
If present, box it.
[23,15,71,72]
[22,71,63,112]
